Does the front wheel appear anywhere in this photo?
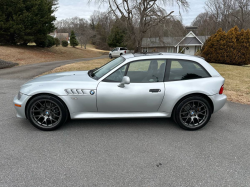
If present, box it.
[174,96,212,130]
[26,95,68,131]
[109,54,112,59]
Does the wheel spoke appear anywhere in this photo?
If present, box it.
[53,114,60,118]
[185,116,190,123]
[38,101,44,108]
[32,109,43,112]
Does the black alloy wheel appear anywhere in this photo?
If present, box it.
[174,96,212,130]
[26,95,68,131]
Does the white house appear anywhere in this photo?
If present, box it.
[142,31,209,55]
[49,30,70,43]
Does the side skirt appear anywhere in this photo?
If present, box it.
[71,112,171,119]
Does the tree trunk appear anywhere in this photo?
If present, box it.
[137,40,142,53]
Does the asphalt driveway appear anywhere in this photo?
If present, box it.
[0,58,250,186]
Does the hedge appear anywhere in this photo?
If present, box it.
[201,26,250,65]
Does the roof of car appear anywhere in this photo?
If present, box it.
[122,53,205,60]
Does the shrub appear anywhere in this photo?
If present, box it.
[47,35,55,48]
[62,40,68,47]
[201,26,250,65]
[35,35,56,48]
[55,38,60,47]
[35,35,48,48]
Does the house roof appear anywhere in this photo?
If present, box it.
[197,36,210,43]
[175,31,203,47]
[142,31,210,48]
[142,37,183,47]
[57,33,69,38]
[178,37,202,46]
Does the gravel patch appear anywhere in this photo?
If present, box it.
[0,59,18,69]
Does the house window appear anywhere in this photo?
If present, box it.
[167,47,174,53]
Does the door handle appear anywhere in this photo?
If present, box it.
[149,89,161,93]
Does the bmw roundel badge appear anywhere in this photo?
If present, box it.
[90,90,95,95]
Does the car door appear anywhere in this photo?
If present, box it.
[97,59,167,112]
[112,48,119,57]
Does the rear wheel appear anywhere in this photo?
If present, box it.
[26,95,68,131]
[174,96,212,130]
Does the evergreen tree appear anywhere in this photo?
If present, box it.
[0,0,56,45]
[245,29,250,64]
[55,38,60,47]
[202,26,249,65]
[202,28,223,63]
[215,29,227,64]
[108,25,126,47]
[70,31,79,47]
[225,26,239,65]
[235,29,246,65]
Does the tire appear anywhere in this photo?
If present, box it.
[120,53,123,56]
[109,54,112,59]
[174,96,212,131]
[26,95,68,131]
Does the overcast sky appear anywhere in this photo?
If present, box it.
[55,0,207,26]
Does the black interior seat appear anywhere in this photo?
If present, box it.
[142,60,158,82]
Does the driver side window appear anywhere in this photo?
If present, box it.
[103,65,128,82]
[127,60,166,83]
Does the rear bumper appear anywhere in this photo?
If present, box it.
[13,94,31,118]
[209,94,227,113]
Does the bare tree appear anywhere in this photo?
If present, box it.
[90,0,189,52]
[55,17,96,48]
[77,25,96,49]
[192,12,218,35]
[231,0,250,29]
[197,0,250,33]
[90,11,115,49]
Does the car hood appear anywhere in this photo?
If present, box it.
[25,71,96,84]
[20,71,98,96]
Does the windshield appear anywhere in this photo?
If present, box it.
[91,57,125,80]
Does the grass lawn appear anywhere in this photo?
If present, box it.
[42,58,250,105]
[42,58,110,76]
[210,63,250,105]
[0,44,108,66]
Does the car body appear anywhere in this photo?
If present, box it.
[109,47,128,58]
[14,53,227,131]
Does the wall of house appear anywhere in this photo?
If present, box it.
[142,47,177,53]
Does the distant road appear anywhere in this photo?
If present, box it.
[0,55,108,80]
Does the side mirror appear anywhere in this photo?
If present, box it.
[118,76,130,88]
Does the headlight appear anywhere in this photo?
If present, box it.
[17,92,23,100]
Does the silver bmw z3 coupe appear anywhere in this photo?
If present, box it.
[14,53,227,131]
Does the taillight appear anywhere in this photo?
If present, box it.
[125,50,126,54]
[219,85,224,94]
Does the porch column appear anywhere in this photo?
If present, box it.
[177,45,179,53]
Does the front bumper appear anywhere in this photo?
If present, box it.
[209,94,227,113]
[13,94,31,118]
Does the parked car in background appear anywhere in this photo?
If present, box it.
[14,53,227,131]
[109,47,129,58]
